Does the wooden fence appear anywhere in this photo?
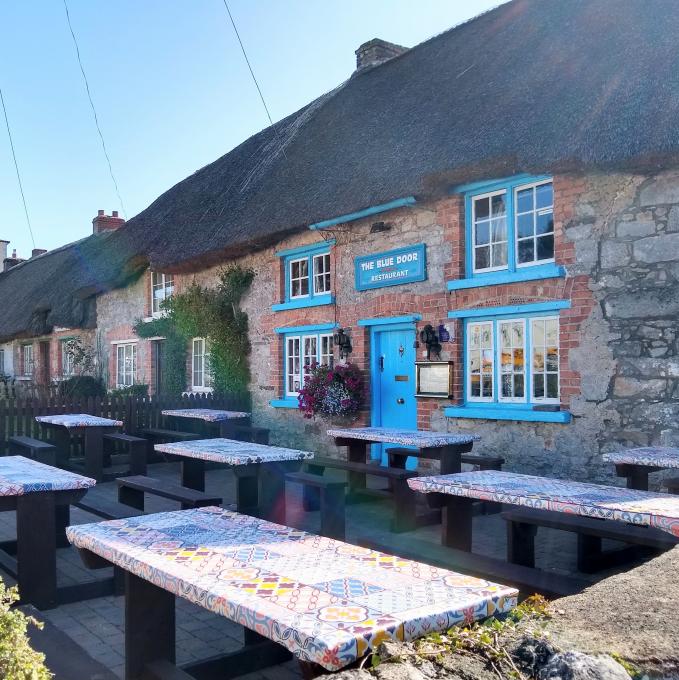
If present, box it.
[0,391,250,455]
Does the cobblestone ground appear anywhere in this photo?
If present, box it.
[0,461,630,679]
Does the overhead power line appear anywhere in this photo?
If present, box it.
[62,0,127,218]
[0,86,36,250]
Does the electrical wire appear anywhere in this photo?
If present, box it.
[62,0,127,218]
[0,86,36,250]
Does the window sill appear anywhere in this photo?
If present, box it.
[445,405,572,423]
[269,398,300,409]
[447,263,566,291]
[272,295,334,312]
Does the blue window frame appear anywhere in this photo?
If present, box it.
[272,240,335,312]
[270,323,338,408]
[447,175,565,291]
[446,301,572,423]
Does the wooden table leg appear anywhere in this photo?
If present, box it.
[219,420,238,439]
[181,458,205,491]
[303,463,324,511]
[125,571,175,680]
[299,660,326,679]
[259,462,301,524]
[436,442,473,475]
[507,520,538,567]
[55,503,70,548]
[441,495,473,551]
[83,427,104,482]
[347,441,368,491]
[616,464,650,490]
[234,465,259,515]
[17,491,57,609]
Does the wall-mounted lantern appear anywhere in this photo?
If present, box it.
[419,324,442,361]
[333,328,353,360]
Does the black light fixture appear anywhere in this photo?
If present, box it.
[419,324,442,361]
[333,328,353,360]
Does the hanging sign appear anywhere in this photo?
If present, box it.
[355,243,427,291]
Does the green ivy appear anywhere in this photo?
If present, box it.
[134,265,255,399]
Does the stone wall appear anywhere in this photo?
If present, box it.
[93,169,679,484]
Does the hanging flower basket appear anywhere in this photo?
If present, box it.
[298,362,364,419]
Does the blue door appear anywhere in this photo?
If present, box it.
[372,326,417,467]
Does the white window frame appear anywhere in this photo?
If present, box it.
[61,341,75,377]
[312,252,331,295]
[471,189,509,274]
[22,344,34,377]
[151,272,174,316]
[116,343,137,388]
[466,321,495,403]
[515,180,555,269]
[529,316,560,404]
[285,332,334,397]
[288,258,310,300]
[191,337,213,391]
[497,319,527,404]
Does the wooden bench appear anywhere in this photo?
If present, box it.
[503,507,679,573]
[664,477,679,494]
[304,457,418,533]
[142,427,202,442]
[103,432,147,475]
[358,535,588,600]
[285,471,347,540]
[20,604,119,680]
[117,475,222,511]
[386,448,505,514]
[233,425,270,445]
[8,435,57,466]
[76,492,142,520]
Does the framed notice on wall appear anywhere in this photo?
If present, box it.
[415,361,454,398]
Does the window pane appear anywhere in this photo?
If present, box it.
[492,242,507,267]
[514,374,524,398]
[536,211,554,234]
[516,188,533,213]
[546,319,559,344]
[518,239,534,264]
[482,376,493,397]
[547,374,559,399]
[474,196,489,220]
[491,194,506,216]
[536,182,553,209]
[470,374,481,397]
[537,234,554,260]
[517,212,534,238]
[475,221,490,245]
[533,374,544,397]
[475,246,490,270]
[490,218,507,242]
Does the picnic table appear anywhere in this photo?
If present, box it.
[326,426,480,490]
[36,414,123,482]
[0,456,95,609]
[603,447,679,490]
[161,408,250,438]
[408,470,679,551]
[67,506,517,679]
[154,438,313,522]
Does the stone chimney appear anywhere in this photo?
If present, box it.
[31,248,47,258]
[92,209,125,234]
[355,38,407,73]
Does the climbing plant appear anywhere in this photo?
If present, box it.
[134,265,255,398]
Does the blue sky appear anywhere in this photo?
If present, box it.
[0,0,498,257]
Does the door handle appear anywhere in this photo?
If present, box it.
[379,356,385,372]
[396,398,405,404]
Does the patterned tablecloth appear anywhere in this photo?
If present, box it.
[326,427,480,448]
[67,506,516,670]
[35,414,123,428]
[603,447,679,469]
[154,438,313,466]
[408,470,679,538]
[0,456,96,496]
[161,409,250,422]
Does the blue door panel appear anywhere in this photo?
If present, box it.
[372,327,417,468]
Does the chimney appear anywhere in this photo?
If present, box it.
[0,240,8,263]
[3,248,23,272]
[31,248,47,258]
[92,209,125,234]
[355,38,407,73]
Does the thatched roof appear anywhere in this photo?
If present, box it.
[2,0,679,340]
[122,0,679,271]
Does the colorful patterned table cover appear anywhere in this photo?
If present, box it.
[326,427,480,448]
[161,409,250,422]
[408,470,679,538]
[66,506,516,669]
[0,456,95,496]
[603,447,679,469]
[35,414,123,428]
[154,438,313,466]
